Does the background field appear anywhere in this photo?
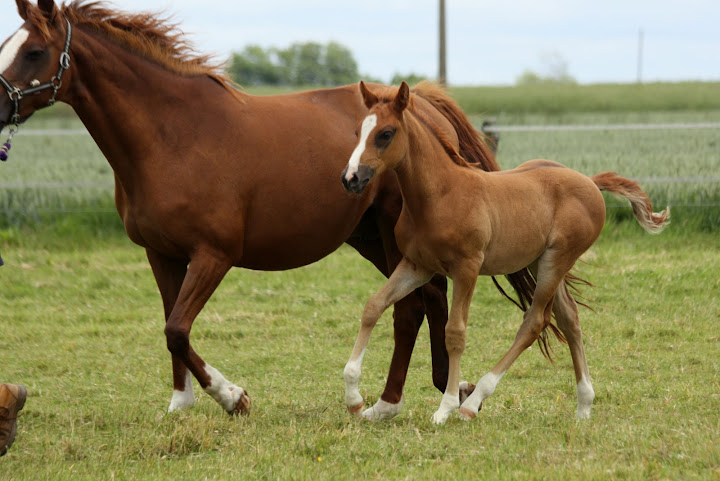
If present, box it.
[1,82,719,479]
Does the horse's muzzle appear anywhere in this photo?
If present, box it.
[341,165,375,194]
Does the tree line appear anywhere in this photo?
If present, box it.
[227,41,426,87]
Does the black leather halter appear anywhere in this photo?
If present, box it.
[0,17,72,127]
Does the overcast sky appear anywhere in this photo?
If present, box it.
[2,0,718,85]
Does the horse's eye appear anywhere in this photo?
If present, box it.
[25,49,46,61]
[375,128,395,148]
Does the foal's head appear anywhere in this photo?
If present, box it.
[341,81,411,194]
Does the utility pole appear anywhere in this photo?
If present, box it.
[438,0,447,85]
[637,28,644,83]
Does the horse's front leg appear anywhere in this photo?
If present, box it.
[146,249,197,412]
[163,249,250,415]
[432,263,479,424]
[344,258,432,417]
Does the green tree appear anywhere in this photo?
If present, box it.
[227,41,361,87]
[325,42,359,85]
[228,45,283,86]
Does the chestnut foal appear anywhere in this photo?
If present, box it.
[341,81,669,424]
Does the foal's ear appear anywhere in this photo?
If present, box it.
[38,0,58,21]
[392,81,410,115]
[359,81,379,109]
[15,0,30,20]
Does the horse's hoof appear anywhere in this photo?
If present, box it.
[347,403,364,416]
[232,389,251,416]
[458,407,476,421]
[459,381,476,404]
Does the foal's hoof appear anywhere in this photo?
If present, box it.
[232,389,251,416]
[458,407,476,421]
[459,381,476,404]
[347,403,364,416]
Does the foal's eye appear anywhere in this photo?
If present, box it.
[24,49,46,61]
[375,128,395,148]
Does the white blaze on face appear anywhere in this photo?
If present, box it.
[345,114,377,181]
[0,28,30,75]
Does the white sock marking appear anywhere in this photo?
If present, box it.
[460,371,505,415]
[168,369,195,412]
[432,391,460,424]
[345,114,377,180]
[576,374,595,419]
[0,28,30,74]
[362,396,403,421]
[203,363,245,413]
[343,348,366,409]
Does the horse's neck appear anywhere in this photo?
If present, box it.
[395,115,471,217]
[64,28,230,188]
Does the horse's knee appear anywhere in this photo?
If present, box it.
[164,324,190,355]
[445,324,466,355]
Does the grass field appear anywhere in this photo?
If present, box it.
[0,227,718,480]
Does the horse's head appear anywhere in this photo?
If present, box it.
[341,81,410,194]
[0,0,72,130]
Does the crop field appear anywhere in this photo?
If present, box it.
[1,87,719,479]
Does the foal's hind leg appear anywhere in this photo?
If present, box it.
[344,258,432,416]
[459,250,571,420]
[553,282,595,418]
[146,249,196,412]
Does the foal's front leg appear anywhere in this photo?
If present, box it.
[344,258,432,417]
[432,265,479,424]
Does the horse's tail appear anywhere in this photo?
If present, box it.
[592,172,670,234]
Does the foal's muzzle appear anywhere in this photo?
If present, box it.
[341,165,376,194]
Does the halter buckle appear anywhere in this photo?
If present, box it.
[59,51,71,70]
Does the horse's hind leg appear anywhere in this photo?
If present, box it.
[344,258,432,417]
[146,249,196,412]
[162,249,250,415]
[459,250,571,420]
[553,282,595,418]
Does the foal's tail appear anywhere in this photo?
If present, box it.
[592,172,670,234]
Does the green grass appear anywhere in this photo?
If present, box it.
[0,228,718,480]
[451,81,720,115]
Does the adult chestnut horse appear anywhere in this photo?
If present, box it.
[0,1,522,417]
[341,82,669,423]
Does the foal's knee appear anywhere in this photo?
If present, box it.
[164,324,190,355]
[445,324,466,355]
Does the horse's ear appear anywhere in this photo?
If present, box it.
[359,81,379,110]
[392,81,410,115]
[15,0,30,20]
[37,0,58,21]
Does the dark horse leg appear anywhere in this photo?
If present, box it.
[146,248,199,411]
[156,248,250,414]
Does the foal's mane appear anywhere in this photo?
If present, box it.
[372,82,499,171]
[26,1,240,97]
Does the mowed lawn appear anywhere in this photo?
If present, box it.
[0,226,718,480]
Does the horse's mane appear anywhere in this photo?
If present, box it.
[25,1,240,97]
[411,81,501,172]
